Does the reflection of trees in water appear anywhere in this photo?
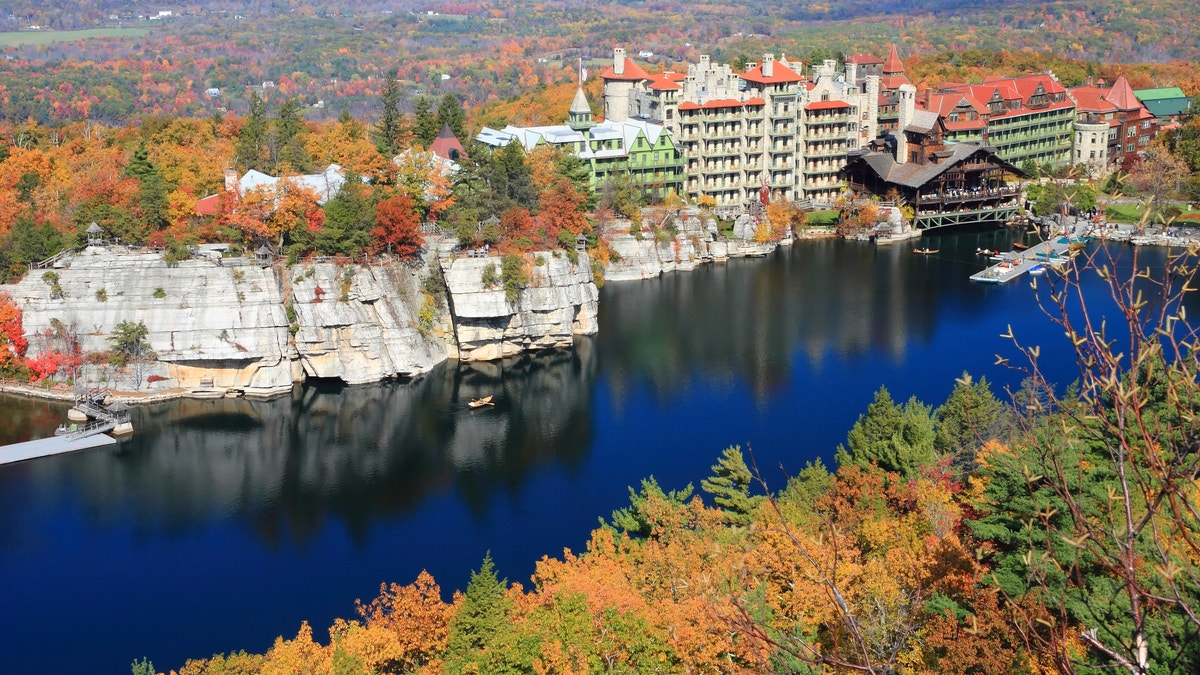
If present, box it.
[598,240,987,406]
[12,342,596,546]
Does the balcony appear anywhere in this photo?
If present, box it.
[916,185,1019,206]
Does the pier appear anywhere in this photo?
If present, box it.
[0,386,131,466]
[970,221,1088,284]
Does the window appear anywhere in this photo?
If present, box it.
[1126,143,1135,153]
[1142,120,1151,129]
[1127,127,1137,138]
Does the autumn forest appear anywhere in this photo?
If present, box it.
[2,1,1200,674]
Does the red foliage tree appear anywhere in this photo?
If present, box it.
[372,194,424,258]
[0,292,29,377]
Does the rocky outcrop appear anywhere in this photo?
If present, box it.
[6,246,296,397]
[602,208,779,281]
[289,260,453,384]
[442,251,598,361]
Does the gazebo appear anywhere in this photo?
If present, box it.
[255,245,273,266]
[86,222,104,245]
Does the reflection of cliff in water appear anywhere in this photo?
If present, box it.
[13,341,596,546]
[598,240,992,404]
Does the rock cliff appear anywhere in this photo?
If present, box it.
[602,208,779,281]
[441,251,599,361]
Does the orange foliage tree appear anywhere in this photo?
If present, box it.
[371,194,424,258]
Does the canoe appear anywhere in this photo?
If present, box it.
[468,395,494,409]
[1012,242,1029,250]
[912,248,939,254]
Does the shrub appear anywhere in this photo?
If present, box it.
[481,262,500,289]
[95,288,107,302]
[152,287,166,299]
[164,241,191,266]
[501,254,528,304]
[422,265,447,296]
[417,292,437,336]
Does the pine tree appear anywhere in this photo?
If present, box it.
[272,98,310,173]
[496,141,537,211]
[443,552,512,675]
[317,171,372,256]
[436,93,466,144]
[236,91,268,172]
[375,71,404,156]
[834,386,936,477]
[701,445,760,526]
[123,142,168,232]
[412,95,438,148]
[933,372,1011,476]
[605,476,694,538]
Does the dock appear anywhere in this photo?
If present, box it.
[0,431,117,466]
[970,225,1086,284]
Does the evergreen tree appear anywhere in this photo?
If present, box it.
[605,476,694,538]
[701,445,760,526]
[496,141,537,211]
[272,98,310,173]
[123,142,169,232]
[436,93,467,144]
[443,552,512,675]
[235,91,269,172]
[412,95,438,148]
[317,171,373,256]
[375,70,404,156]
[933,372,1010,476]
[834,386,936,477]
[556,152,595,209]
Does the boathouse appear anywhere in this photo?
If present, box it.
[842,85,1024,231]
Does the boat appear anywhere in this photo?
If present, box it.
[1012,241,1029,251]
[467,395,494,409]
[913,248,939,254]
[1028,265,1046,275]
[975,248,994,256]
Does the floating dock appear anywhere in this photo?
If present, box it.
[970,227,1085,284]
[0,432,117,466]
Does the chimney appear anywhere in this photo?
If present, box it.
[224,168,238,192]
[614,47,626,76]
[896,84,916,164]
[845,61,858,86]
[762,54,774,78]
[924,87,933,108]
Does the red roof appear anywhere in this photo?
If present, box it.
[429,124,466,161]
[745,97,765,106]
[741,60,803,85]
[1069,86,1118,114]
[599,57,650,82]
[882,44,904,74]
[646,72,682,90]
[946,74,1074,120]
[1106,75,1140,111]
[195,193,220,216]
[880,74,912,91]
[846,52,884,65]
[805,100,851,111]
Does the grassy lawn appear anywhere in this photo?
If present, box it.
[1104,202,1198,225]
[807,209,840,226]
[0,28,149,47]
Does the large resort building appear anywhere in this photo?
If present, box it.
[478,45,1177,219]
[603,47,878,206]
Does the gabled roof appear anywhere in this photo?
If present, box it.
[882,44,904,74]
[741,60,804,85]
[905,109,941,134]
[429,124,466,161]
[1068,85,1118,114]
[847,143,1022,190]
[845,52,884,65]
[1133,86,1188,101]
[1105,75,1140,111]
[600,57,650,82]
[880,74,912,91]
[646,72,684,90]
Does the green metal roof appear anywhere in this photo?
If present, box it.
[1133,87,1187,101]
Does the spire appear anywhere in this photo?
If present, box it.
[567,85,595,131]
[1106,75,1140,111]
[883,43,904,74]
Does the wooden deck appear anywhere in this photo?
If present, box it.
[970,227,1081,284]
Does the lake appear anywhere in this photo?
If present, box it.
[0,233,1184,673]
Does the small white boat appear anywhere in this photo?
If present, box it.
[1029,265,1046,275]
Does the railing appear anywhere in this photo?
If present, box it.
[29,248,73,271]
[64,418,116,440]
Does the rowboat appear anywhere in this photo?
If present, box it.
[913,248,939,254]
[468,395,494,409]
[1012,242,1029,250]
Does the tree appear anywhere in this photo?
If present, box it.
[933,372,1010,477]
[436,94,467,146]
[701,445,760,526]
[123,142,169,233]
[371,194,423,258]
[972,242,1200,673]
[495,141,537,211]
[374,70,404,156]
[318,171,373,256]
[834,386,936,478]
[443,553,513,675]
[0,291,29,378]
[272,98,310,173]
[235,91,268,172]
[412,95,439,149]
[604,476,694,538]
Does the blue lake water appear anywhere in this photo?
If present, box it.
[0,234,1189,673]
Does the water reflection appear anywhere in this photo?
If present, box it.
[2,341,597,547]
[597,237,1014,407]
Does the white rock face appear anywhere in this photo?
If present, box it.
[601,208,779,281]
[5,247,295,396]
[289,260,454,384]
[442,251,598,361]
